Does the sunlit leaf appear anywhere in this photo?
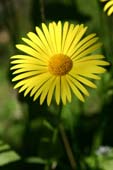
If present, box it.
[0,140,20,166]
[26,157,47,164]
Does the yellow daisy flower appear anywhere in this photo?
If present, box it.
[100,0,113,16]
[10,21,109,106]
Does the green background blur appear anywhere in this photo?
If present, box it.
[0,0,113,169]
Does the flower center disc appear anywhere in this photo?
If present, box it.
[48,54,73,76]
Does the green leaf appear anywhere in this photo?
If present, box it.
[0,140,20,166]
[0,151,20,166]
[97,151,113,170]
[0,144,10,152]
[43,120,54,131]
[26,157,47,164]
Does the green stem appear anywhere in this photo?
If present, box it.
[59,123,76,170]
[40,0,46,22]
[58,102,76,170]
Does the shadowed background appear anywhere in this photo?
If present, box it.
[0,0,113,170]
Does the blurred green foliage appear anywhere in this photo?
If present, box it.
[0,0,113,169]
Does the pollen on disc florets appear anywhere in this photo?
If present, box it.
[48,54,73,76]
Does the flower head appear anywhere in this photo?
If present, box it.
[100,0,113,16]
[10,21,109,106]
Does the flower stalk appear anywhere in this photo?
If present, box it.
[40,0,46,22]
[59,123,76,169]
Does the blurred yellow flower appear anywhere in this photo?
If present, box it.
[100,0,113,16]
[10,21,109,106]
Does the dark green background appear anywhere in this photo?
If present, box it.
[0,0,113,169]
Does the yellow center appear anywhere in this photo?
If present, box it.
[48,54,73,76]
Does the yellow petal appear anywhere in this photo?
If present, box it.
[75,54,105,62]
[47,77,57,106]
[40,76,55,105]
[64,76,72,102]
[55,77,61,105]
[12,70,43,81]
[61,22,69,52]
[11,58,47,66]
[16,44,44,60]
[68,33,96,57]
[19,84,28,93]
[67,25,88,56]
[24,85,34,97]
[67,77,85,102]
[11,63,46,71]
[30,73,51,97]
[33,75,53,102]
[22,38,40,52]
[61,76,67,105]
[13,79,28,89]
[70,74,97,88]
[67,75,89,96]
[104,0,113,11]
[73,43,102,61]
[101,0,108,2]
[22,38,49,61]
[27,32,50,57]
[108,5,113,15]
[71,37,98,59]
[41,23,55,53]
[48,22,57,53]
[63,24,79,54]
[53,21,62,53]
[36,26,52,55]
[11,55,30,59]
[73,61,107,76]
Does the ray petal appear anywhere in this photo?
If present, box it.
[12,70,46,81]
[73,61,107,76]
[61,21,69,52]
[11,63,47,71]
[22,38,49,61]
[36,26,52,55]
[68,33,96,57]
[24,86,33,97]
[72,43,102,61]
[67,75,89,96]
[66,77,85,102]
[108,5,113,15]
[71,37,99,60]
[11,58,47,66]
[41,23,55,53]
[39,76,55,105]
[33,74,53,102]
[49,22,57,53]
[19,84,28,93]
[75,54,105,62]
[63,24,79,54]
[69,71,97,88]
[13,80,26,89]
[62,23,75,53]
[67,25,88,56]
[61,76,67,105]
[27,32,50,58]
[55,77,61,105]
[74,75,97,88]
[30,73,51,97]
[63,76,72,102]
[47,77,57,106]
[53,21,62,53]
[104,0,113,11]
[16,44,46,60]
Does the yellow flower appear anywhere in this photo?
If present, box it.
[100,0,113,16]
[10,21,109,106]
